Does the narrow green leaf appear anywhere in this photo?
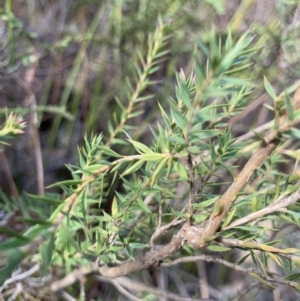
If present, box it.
[174,162,188,179]
[194,214,209,223]
[47,179,82,188]
[295,284,300,293]
[0,250,23,286]
[218,33,254,74]
[138,153,165,161]
[128,242,149,249]
[268,252,283,269]
[225,30,232,50]
[196,39,209,57]
[27,194,63,205]
[195,62,204,85]
[264,76,277,100]
[168,205,189,219]
[222,206,236,227]
[125,245,134,260]
[212,198,222,217]
[111,195,118,216]
[290,127,300,139]
[167,136,186,146]
[189,129,220,139]
[121,160,144,176]
[283,273,300,281]
[179,79,192,109]
[128,110,144,118]
[128,139,153,154]
[249,273,275,289]
[281,248,300,254]
[158,102,171,126]
[171,106,187,130]
[235,226,264,232]
[187,146,200,154]
[193,197,218,209]
[82,164,106,173]
[136,198,152,213]
[207,245,231,252]
[16,218,51,226]
[151,157,169,186]
[0,227,29,241]
[136,95,154,102]
[166,157,173,178]
[283,96,294,120]
[97,146,122,158]
[40,233,55,276]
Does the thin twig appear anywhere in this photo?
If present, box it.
[15,58,44,196]
[7,282,22,301]
[222,187,300,230]
[150,218,185,247]
[98,276,210,301]
[111,280,143,301]
[161,255,299,289]
[0,265,39,292]
[196,261,209,299]
[231,282,261,301]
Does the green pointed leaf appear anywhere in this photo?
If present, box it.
[290,127,300,139]
[194,213,209,223]
[82,164,106,173]
[47,179,82,188]
[193,197,218,209]
[128,242,149,249]
[138,153,165,161]
[187,146,200,154]
[207,245,231,252]
[151,157,169,186]
[136,198,152,213]
[222,206,236,227]
[27,194,63,205]
[111,195,118,216]
[167,136,186,146]
[97,146,122,158]
[268,252,283,269]
[294,284,300,293]
[178,79,192,109]
[218,33,254,74]
[128,139,153,154]
[171,106,187,130]
[121,160,144,176]
[264,76,277,100]
[212,198,222,217]
[168,205,189,219]
[284,273,300,281]
[195,62,204,85]
[0,250,23,286]
[249,272,275,289]
[174,162,188,179]
[158,102,171,126]
[0,227,29,241]
[40,233,55,276]
[196,39,210,57]
[284,92,294,120]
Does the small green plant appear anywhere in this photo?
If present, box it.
[2,12,300,301]
[0,113,26,146]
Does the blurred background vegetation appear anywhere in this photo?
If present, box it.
[0,0,300,299]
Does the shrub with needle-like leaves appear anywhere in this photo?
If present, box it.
[2,17,300,301]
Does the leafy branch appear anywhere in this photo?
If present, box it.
[2,22,300,300]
